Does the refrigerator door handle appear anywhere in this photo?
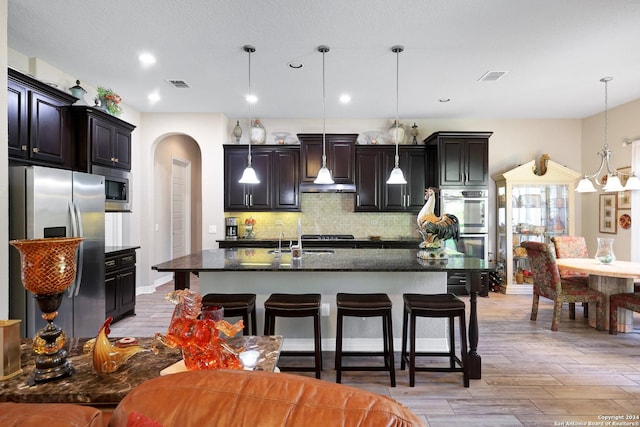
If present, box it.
[67,201,85,298]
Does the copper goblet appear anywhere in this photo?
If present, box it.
[9,237,84,383]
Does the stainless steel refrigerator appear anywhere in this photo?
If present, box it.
[9,165,106,338]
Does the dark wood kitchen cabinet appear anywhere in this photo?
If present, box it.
[105,248,137,323]
[298,134,357,190]
[424,131,492,188]
[71,106,136,172]
[8,68,77,168]
[224,145,299,211]
[355,145,426,212]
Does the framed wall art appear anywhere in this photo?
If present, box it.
[599,193,617,234]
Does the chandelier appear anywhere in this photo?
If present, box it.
[576,77,640,192]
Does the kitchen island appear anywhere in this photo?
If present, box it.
[152,248,495,379]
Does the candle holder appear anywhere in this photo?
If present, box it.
[9,237,84,383]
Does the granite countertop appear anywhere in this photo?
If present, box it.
[105,245,141,255]
[152,248,496,273]
[1,335,283,406]
[217,237,421,243]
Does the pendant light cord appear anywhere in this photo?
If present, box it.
[319,45,330,168]
[392,45,404,167]
[604,78,608,150]
[244,45,255,167]
[323,47,326,164]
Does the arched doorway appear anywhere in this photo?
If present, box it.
[153,134,202,265]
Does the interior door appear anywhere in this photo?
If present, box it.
[171,157,191,258]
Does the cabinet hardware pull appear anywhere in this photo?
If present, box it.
[114,158,119,163]
[32,147,39,153]
[249,194,253,206]
[21,145,27,151]
[122,256,134,262]
[105,260,117,268]
[356,194,360,205]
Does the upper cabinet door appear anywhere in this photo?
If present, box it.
[8,69,77,169]
[272,148,300,211]
[29,91,70,166]
[465,140,488,187]
[7,80,28,159]
[355,147,383,211]
[298,133,357,188]
[69,106,135,172]
[424,131,492,188]
[223,145,298,212]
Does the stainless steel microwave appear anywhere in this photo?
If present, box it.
[93,165,131,212]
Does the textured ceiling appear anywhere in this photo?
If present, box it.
[8,0,640,119]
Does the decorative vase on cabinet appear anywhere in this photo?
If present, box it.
[250,119,266,145]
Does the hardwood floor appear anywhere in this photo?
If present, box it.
[110,278,640,427]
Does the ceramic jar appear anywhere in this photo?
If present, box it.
[250,119,266,144]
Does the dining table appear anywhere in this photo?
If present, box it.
[556,258,640,332]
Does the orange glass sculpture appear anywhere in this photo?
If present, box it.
[154,290,244,370]
[9,237,84,383]
[92,316,145,374]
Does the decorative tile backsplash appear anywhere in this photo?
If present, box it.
[226,193,419,240]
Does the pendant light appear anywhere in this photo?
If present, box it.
[239,45,260,184]
[576,77,639,193]
[314,45,334,185]
[386,45,407,185]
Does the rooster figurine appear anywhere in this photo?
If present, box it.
[416,188,460,259]
[91,316,145,374]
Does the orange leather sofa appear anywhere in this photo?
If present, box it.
[0,370,425,427]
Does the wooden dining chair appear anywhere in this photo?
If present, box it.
[609,292,640,334]
[521,241,605,331]
[551,236,590,318]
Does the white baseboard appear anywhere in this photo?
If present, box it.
[504,283,533,294]
[136,274,173,295]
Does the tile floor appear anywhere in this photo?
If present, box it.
[110,277,640,427]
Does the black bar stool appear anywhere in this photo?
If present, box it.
[202,293,257,336]
[401,293,469,387]
[335,293,395,387]
[264,293,322,379]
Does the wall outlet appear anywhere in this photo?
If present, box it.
[321,303,330,316]
[208,225,216,234]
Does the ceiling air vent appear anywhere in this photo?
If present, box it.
[478,71,508,82]
[165,79,191,89]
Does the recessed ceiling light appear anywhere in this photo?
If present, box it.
[246,94,258,104]
[148,92,161,103]
[339,94,351,103]
[288,61,303,69]
[138,52,156,66]
[438,98,451,103]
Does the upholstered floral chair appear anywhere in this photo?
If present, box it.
[609,292,640,334]
[551,236,590,318]
[521,241,604,332]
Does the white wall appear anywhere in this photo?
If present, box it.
[580,98,640,258]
